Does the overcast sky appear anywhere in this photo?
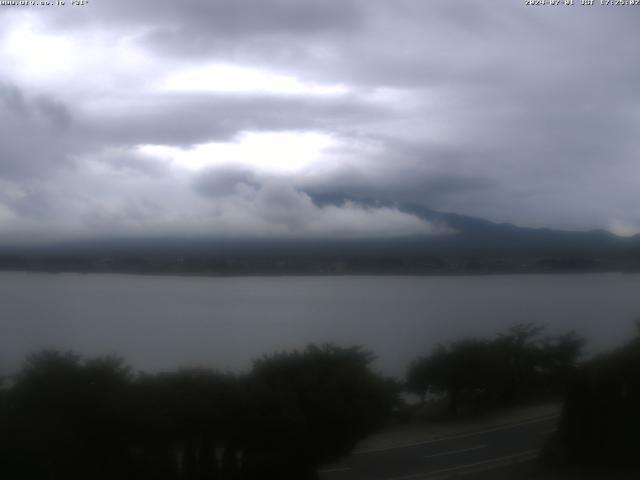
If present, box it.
[1,0,639,242]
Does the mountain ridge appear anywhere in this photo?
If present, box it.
[0,199,639,275]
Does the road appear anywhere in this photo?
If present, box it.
[318,414,558,480]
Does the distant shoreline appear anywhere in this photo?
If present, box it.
[1,266,637,278]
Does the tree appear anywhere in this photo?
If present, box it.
[127,368,242,480]
[406,324,585,416]
[244,344,396,479]
[5,351,133,479]
[0,345,394,480]
[555,323,640,468]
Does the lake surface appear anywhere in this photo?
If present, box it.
[1,272,640,377]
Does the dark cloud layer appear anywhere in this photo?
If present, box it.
[77,94,384,148]
[1,0,640,240]
[0,82,76,179]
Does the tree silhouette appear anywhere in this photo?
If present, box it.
[243,344,395,479]
[555,323,640,469]
[0,344,394,480]
[127,368,242,480]
[3,351,133,479]
[406,324,584,416]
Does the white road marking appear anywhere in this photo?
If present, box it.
[384,449,539,480]
[423,444,487,460]
[354,414,558,455]
[318,466,352,474]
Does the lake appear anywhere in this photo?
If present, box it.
[1,272,639,377]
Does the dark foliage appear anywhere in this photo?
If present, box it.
[244,345,394,478]
[0,345,394,480]
[553,324,640,469]
[406,324,584,416]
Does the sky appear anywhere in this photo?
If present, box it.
[1,0,639,243]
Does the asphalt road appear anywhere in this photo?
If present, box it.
[318,414,559,480]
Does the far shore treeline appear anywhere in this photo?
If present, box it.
[3,202,640,277]
[2,250,640,276]
[1,323,640,479]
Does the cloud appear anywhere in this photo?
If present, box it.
[0,82,77,179]
[38,0,363,58]
[190,177,446,239]
[193,166,259,198]
[1,1,640,240]
[73,93,383,149]
[0,167,440,244]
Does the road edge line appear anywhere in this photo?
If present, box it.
[353,413,559,455]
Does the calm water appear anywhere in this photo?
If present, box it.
[1,272,640,377]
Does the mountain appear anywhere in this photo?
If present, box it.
[398,203,630,257]
[1,199,639,275]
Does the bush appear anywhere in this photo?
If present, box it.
[406,324,584,416]
[0,344,395,480]
[554,326,640,468]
